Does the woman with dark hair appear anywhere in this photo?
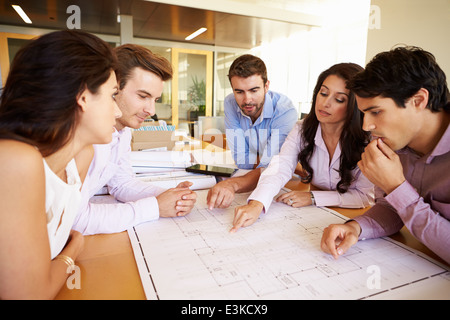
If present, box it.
[0,30,121,299]
[231,63,374,232]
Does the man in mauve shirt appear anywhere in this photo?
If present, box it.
[321,46,450,264]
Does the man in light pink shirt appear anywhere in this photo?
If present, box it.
[73,44,196,235]
[321,47,450,264]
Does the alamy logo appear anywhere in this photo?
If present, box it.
[66,265,81,290]
[66,5,81,29]
[366,265,381,289]
[369,5,381,30]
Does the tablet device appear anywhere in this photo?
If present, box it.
[186,164,237,177]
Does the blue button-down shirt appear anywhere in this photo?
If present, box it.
[224,90,298,169]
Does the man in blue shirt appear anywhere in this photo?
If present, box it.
[225,54,298,169]
[207,54,297,209]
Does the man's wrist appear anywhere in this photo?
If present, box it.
[344,219,362,236]
[223,177,240,193]
[384,178,406,195]
[248,200,264,210]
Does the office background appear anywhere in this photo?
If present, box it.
[0,0,449,132]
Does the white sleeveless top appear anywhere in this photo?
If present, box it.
[44,159,82,259]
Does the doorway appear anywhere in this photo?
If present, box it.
[170,48,213,131]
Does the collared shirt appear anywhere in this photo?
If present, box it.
[73,127,166,235]
[249,121,375,212]
[355,123,450,264]
[224,90,298,169]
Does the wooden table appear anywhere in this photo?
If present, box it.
[55,179,448,300]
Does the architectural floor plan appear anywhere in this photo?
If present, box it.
[128,190,450,300]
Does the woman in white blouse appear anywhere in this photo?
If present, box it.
[0,30,121,299]
[231,63,375,232]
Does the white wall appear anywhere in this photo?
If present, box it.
[367,0,450,76]
[249,0,371,115]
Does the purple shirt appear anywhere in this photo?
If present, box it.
[355,123,450,264]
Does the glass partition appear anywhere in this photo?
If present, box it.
[0,33,36,85]
[178,52,207,123]
[214,52,240,116]
[171,48,213,132]
[142,45,173,123]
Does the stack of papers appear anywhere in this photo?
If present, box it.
[130,150,193,174]
[130,150,217,190]
[136,171,217,190]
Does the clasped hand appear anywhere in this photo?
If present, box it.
[156,181,197,218]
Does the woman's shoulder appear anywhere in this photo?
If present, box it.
[0,139,41,156]
[0,140,44,175]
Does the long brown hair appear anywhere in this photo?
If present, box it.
[0,30,117,157]
[298,63,369,193]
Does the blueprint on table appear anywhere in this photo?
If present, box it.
[128,190,450,300]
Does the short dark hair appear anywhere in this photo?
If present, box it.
[114,44,173,90]
[228,54,268,85]
[0,30,117,157]
[348,46,450,113]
